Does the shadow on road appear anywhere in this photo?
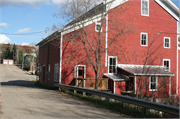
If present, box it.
[1,80,38,88]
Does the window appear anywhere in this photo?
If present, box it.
[54,63,59,82]
[164,37,170,48]
[108,56,117,74]
[141,0,149,16]
[149,76,157,91]
[48,64,50,80]
[95,22,102,32]
[163,59,170,71]
[141,33,148,46]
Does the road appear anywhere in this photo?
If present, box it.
[0,64,123,119]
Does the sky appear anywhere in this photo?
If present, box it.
[0,0,180,46]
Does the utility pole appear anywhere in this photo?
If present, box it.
[22,54,25,70]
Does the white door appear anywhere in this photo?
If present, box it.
[9,61,13,65]
[4,60,8,64]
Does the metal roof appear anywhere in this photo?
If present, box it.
[104,73,131,81]
[117,64,174,76]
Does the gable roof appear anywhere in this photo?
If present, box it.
[62,0,180,34]
[65,2,106,27]
[36,31,61,47]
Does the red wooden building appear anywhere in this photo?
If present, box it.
[37,0,180,100]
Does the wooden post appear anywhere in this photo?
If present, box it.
[74,90,77,93]
[153,95,156,102]
[83,92,86,96]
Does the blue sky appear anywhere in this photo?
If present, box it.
[0,0,180,46]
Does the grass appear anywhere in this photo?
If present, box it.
[34,81,171,118]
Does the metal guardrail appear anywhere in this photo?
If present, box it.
[54,83,179,116]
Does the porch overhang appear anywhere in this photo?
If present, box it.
[117,64,175,76]
[103,73,131,81]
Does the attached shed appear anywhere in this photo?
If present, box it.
[104,73,131,95]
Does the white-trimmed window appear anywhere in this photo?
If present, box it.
[54,63,59,82]
[95,22,102,32]
[141,32,148,46]
[164,37,170,48]
[163,59,170,71]
[108,56,117,74]
[48,64,50,80]
[141,0,149,16]
[149,76,158,91]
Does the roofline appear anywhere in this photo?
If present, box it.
[117,64,164,68]
[134,73,175,76]
[36,31,61,47]
[155,0,180,21]
[166,0,180,14]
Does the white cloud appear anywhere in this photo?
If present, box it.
[16,28,31,33]
[0,34,11,43]
[0,0,50,7]
[21,42,30,46]
[0,0,66,7]
[51,0,64,5]
[0,23,9,28]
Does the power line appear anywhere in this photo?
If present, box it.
[0,31,45,35]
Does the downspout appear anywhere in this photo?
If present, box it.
[59,32,63,84]
[105,13,108,67]
[105,0,108,67]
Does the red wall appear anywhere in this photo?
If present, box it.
[107,0,178,96]
[39,38,60,86]
[115,81,126,95]
[38,0,179,99]
[135,76,169,98]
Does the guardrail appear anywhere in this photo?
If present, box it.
[54,83,179,116]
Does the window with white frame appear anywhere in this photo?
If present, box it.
[149,76,157,91]
[95,22,102,32]
[141,33,148,46]
[54,63,59,82]
[163,59,170,71]
[164,37,170,48]
[108,56,117,74]
[48,64,50,80]
[141,0,149,16]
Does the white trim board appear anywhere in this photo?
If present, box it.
[177,21,179,94]
[155,0,180,21]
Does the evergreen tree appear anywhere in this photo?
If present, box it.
[18,50,23,64]
[11,44,17,63]
[5,43,11,59]
[24,56,30,71]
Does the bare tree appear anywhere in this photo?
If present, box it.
[53,0,134,89]
[124,33,175,100]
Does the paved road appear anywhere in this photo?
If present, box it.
[0,64,123,119]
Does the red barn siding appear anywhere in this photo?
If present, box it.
[39,38,60,86]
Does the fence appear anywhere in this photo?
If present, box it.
[54,83,179,116]
[76,78,108,90]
